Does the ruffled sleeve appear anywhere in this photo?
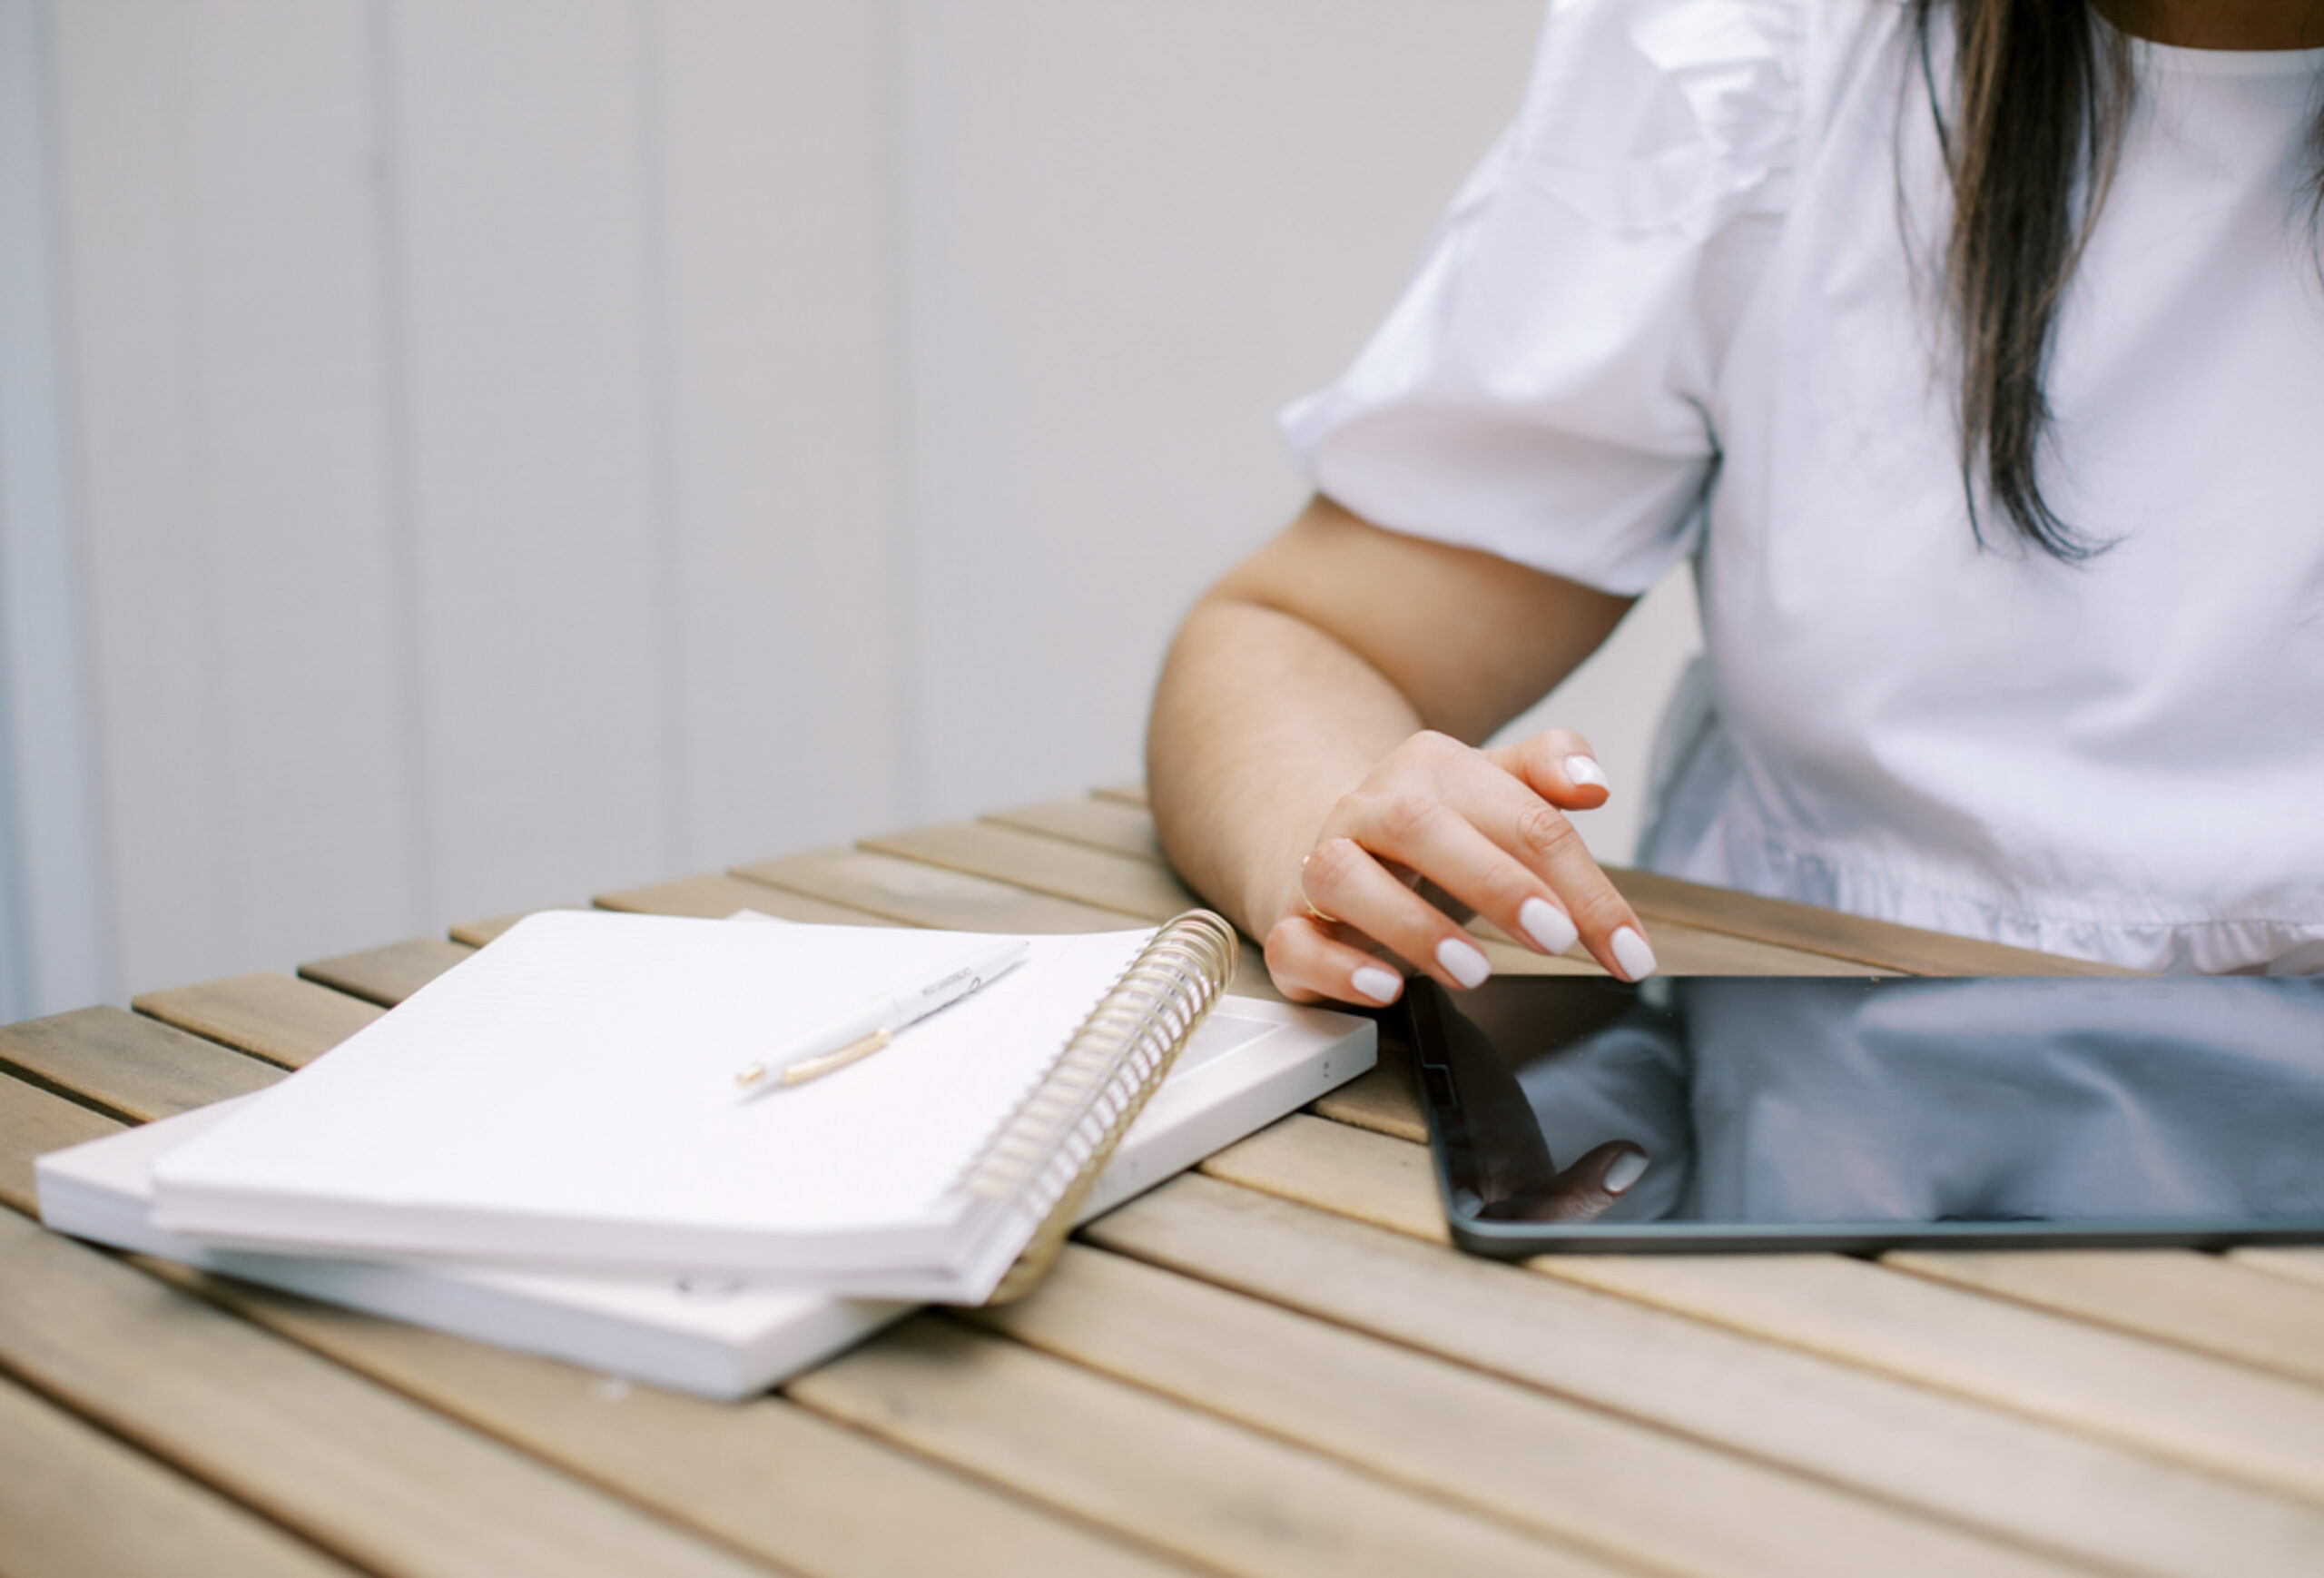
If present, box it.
[1281,0,1809,595]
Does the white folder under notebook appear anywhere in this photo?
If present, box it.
[37,986,1373,1398]
[136,910,1364,1303]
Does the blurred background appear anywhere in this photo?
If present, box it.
[0,0,1699,1016]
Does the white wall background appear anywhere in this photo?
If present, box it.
[0,0,1700,1008]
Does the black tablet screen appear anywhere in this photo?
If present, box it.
[1412,975,2324,1253]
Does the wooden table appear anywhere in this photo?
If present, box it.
[5,785,2323,1578]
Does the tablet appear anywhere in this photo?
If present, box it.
[1407,973,2324,1256]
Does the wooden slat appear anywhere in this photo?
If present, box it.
[973,1243,2073,1578]
[973,799,1891,989]
[1603,922,1891,976]
[1605,866,2130,977]
[790,1315,1612,1578]
[1457,932,1600,975]
[1210,1115,2324,1513]
[594,872,902,926]
[862,819,1202,923]
[298,937,474,1007]
[742,844,1288,1004]
[734,845,1136,934]
[1888,1248,2324,1389]
[1000,793,2101,977]
[0,1073,119,1215]
[2233,1248,2324,1289]
[0,1370,359,1578]
[1090,781,1149,806]
[954,804,1876,980]
[171,1270,1188,1578]
[1,1070,128,1215]
[0,1007,277,1122]
[993,793,1861,989]
[1206,1114,1445,1240]
[1087,1173,2324,1578]
[984,795,1167,861]
[879,820,1590,996]
[1,1032,1188,1578]
[447,905,586,948]
[133,972,380,1070]
[1308,1039,1424,1143]
[1465,912,1887,977]
[0,1208,770,1578]
[1540,1249,2324,1508]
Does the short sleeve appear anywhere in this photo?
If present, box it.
[1280,0,1809,595]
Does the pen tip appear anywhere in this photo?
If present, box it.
[735,1063,764,1088]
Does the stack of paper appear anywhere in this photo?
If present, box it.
[38,911,1374,1398]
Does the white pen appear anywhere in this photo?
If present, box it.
[733,939,1031,1099]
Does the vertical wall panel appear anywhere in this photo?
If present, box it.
[383,0,675,921]
[0,0,114,1015]
[41,0,1704,1001]
[891,0,1549,823]
[184,1,423,960]
[646,0,897,872]
[53,0,420,993]
[51,2,215,993]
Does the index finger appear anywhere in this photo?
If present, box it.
[1484,729,1613,811]
[1447,745,1658,981]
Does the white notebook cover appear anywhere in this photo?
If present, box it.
[150,912,1187,1298]
[40,992,1374,1397]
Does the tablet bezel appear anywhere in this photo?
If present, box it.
[1405,974,2324,1257]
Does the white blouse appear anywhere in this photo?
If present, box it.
[1282,0,2324,973]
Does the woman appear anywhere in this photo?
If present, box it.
[1147,0,2324,1006]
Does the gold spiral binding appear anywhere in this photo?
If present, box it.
[960,910,1238,1305]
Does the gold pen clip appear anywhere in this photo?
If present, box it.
[734,1029,892,1093]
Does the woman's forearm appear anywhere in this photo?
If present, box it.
[1143,499,1649,1002]
[1147,594,1420,934]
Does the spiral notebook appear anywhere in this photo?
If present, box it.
[146,909,1250,1303]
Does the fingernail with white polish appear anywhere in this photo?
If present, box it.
[1519,896,1579,955]
[1604,1149,1650,1194]
[1351,965,1403,1004]
[1610,925,1658,981]
[1564,754,1609,791]
[1435,937,1492,989]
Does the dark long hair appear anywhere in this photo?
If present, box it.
[1910,0,2324,560]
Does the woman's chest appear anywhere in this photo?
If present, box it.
[1697,64,2324,773]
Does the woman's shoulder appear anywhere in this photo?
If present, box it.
[1507,0,1905,234]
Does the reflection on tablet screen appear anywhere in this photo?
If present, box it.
[1412,976,2324,1253]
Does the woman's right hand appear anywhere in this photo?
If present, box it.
[1259,727,1659,1007]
